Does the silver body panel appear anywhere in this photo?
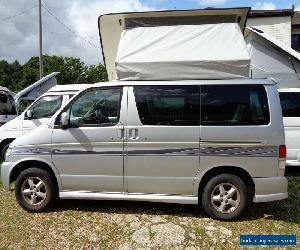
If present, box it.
[125,87,199,195]
[1,79,287,205]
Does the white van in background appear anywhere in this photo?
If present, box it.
[0,84,90,160]
[278,88,300,166]
[0,72,60,128]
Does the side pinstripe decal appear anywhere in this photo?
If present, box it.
[12,146,278,157]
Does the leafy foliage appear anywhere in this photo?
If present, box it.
[0,55,108,92]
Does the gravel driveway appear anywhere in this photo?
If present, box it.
[0,174,299,249]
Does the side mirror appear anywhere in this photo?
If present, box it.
[61,112,69,126]
[26,109,32,119]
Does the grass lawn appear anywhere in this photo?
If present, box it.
[0,163,299,249]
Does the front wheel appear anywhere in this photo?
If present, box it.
[202,174,248,221]
[15,168,58,212]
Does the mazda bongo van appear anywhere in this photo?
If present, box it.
[0,84,90,160]
[1,79,287,220]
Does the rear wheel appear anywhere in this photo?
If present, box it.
[15,168,58,212]
[202,174,248,221]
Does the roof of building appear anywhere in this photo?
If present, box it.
[249,9,294,18]
[246,27,300,61]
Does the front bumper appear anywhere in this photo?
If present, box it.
[1,161,13,190]
[253,177,288,203]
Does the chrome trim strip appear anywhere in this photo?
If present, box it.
[12,148,52,155]
[59,191,198,204]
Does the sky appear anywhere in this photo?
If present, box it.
[0,0,299,65]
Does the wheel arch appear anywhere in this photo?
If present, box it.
[0,138,15,151]
[194,165,255,199]
[9,159,62,191]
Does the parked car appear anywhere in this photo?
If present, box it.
[0,73,60,129]
[1,79,287,220]
[0,87,17,127]
[0,84,90,160]
[278,88,300,166]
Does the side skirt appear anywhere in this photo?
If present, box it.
[59,191,198,205]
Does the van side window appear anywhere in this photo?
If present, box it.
[279,92,300,117]
[29,95,63,119]
[134,86,200,126]
[201,85,269,126]
[67,87,122,127]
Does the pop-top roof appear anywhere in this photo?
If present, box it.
[14,72,59,104]
[116,23,250,80]
[98,8,250,80]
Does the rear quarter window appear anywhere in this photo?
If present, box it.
[201,85,270,126]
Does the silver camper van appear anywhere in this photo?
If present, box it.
[0,8,288,221]
[1,79,287,220]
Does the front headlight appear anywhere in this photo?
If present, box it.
[4,148,12,161]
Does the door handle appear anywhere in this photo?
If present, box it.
[129,128,139,140]
[117,128,125,140]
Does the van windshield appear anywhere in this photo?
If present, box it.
[0,91,17,115]
[28,95,63,119]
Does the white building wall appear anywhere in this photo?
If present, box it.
[247,16,291,46]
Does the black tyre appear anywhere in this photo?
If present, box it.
[201,174,248,221]
[0,143,10,161]
[15,168,58,212]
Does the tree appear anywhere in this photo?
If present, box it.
[0,60,22,91]
[44,55,87,84]
[84,64,108,83]
[0,55,108,92]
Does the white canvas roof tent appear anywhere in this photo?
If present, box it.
[14,72,59,105]
[98,8,250,81]
[245,27,300,88]
[115,23,250,80]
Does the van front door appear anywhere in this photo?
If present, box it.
[51,87,126,192]
[125,85,200,195]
